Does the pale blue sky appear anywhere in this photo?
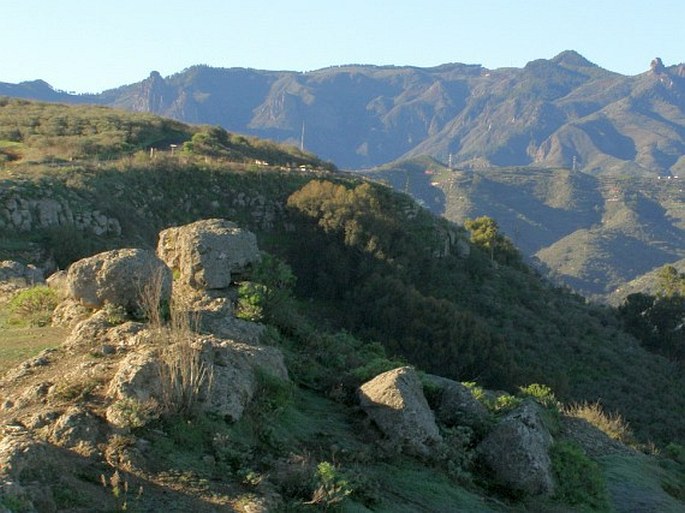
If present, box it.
[4,0,684,93]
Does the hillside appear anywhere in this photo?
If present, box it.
[1,100,685,511]
[3,52,685,175]
[364,160,685,299]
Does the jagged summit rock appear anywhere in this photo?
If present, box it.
[650,57,666,74]
[157,218,260,291]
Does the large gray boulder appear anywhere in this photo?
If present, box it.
[157,218,260,290]
[423,374,491,433]
[477,400,555,496]
[358,367,442,456]
[66,248,172,311]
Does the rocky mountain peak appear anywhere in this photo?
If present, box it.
[650,56,666,73]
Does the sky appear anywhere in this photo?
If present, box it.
[3,0,685,94]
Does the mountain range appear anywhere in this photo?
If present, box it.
[3,50,685,175]
[2,51,685,298]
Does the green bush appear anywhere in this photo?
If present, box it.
[519,383,559,410]
[308,461,353,510]
[8,285,59,326]
[550,441,609,510]
[236,253,296,324]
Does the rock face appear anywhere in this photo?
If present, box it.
[358,367,442,456]
[423,374,491,434]
[477,400,555,496]
[66,248,172,311]
[157,218,260,290]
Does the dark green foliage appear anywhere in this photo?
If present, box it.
[550,441,610,511]
[618,290,685,360]
[236,253,296,323]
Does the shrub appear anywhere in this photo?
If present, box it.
[550,441,609,510]
[109,397,159,429]
[518,383,559,410]
[236,253,295,323]
[306,461,353,510]
[157,309,213,419]
[7,286,59,326]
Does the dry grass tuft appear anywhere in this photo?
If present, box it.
[564,401,635,445]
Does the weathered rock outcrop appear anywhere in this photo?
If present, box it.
[198,336,289,422]
[358,366,442,456]
[157,218,260,290]
[180,288,265,344]
[66,248,172,311]
[477,400,555,496]
[106,332,288,425]
[423,374,491,434]
[0,194,121,235]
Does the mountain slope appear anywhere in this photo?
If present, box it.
[1,100,684,450]
[4,52,685,174]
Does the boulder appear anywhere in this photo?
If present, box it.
[157,218,260,290]
[199,337,289,422]
[49,406,103,456]
[107,347,162,404]
[358,367,442,456]
[477,400,555,496]
[0,260,43,286]
[423,374,491,433]
[66,248,172,311]
[62,310,114,351]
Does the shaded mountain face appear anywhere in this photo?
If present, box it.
[4,51,685,173]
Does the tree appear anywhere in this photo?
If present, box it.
[464,216,519,265]
[656,265,685,298]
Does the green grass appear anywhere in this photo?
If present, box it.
[600,454,685,513]
[0,310,66,374]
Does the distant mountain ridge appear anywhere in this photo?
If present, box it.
[3,51,685,173]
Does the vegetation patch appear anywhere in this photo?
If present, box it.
[550,441,610,511]
[7,285,58,327]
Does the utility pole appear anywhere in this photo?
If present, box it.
[300,121,305,152]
